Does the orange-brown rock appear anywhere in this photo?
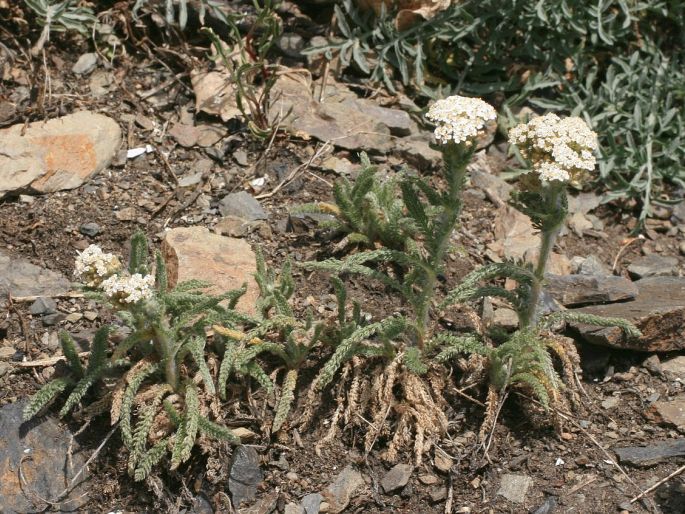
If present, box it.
[0,111,121,197]
[161,226,259,316]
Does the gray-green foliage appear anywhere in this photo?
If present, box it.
[24,0,96,35]
[24,231,246,481]
[293,153,414,251]
[309,0,685,220]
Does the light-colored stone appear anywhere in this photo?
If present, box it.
[650,397,685,430]
[627,254,679,279]
[72,52,97,75]
[161,227,259,315]
[488,205,569,274]
[323,465,364,513]
[661,356,685,380]
[497,473,532,504]
[0,111,121,197]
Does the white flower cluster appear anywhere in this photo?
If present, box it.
[101,273,155,304]
[426,95,497,145]
[74,245,121,287]
[508,113,598,184]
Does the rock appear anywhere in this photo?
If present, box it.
[277,32,305,58]
[66,312,83,323]
[532,496,557,514]
[301,492,323,514]
[83,311,98,321]
[238,492,278,514]
[568,211,593,236]
[89,70,114,97]
[0,111,122,198]
[395,136,442,170]
[190,494,214,514]
[178,172,203,188]
[0,402,88,512]
[492,308,519,330]
[430,487,447,502]
[233,149,249,167]
[567,192,602,215]
[679,241,685,256]
[661,356,685,380]
[497,473,532,504]
[320,156,355,176]
[0,347,16,360]
[0,250,71,297]
[323,465,364,513]
[470,168,512,204]
[192,70,241,122]
[649,398,685,430]
[544,274,638,306]
[614,439,685,467]
[228,445,263,507]
[219,191,268,221]
[214,216,250,238]
[42,312,65,326]
[381,463,413,493]
[285,503,306,514]
[627,254,679,279]
[571,277,685,352]
[269,75,393,152]
[72,52,98,75]
[355,99,416,136]
[115,207,136,221]
[79,222,101,237]
[434,452,453,472]
[29,297,57,315]
[161,227,259,316]
[488,205,569,274]
[575,255,611,276]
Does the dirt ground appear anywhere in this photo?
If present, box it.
[1,3,685,513]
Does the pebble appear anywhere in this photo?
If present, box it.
[29,297,57,315]
[381,463,413,493]
[66,312,83,323]
[83,311,98,321]
[79,222,101,237]
[72,52,98,75]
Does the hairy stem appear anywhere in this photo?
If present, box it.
[521,185,564,328]
[415,142,472,344]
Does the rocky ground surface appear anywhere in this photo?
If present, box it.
[1,3,685,513]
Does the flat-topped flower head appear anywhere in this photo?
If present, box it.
[102,273,155,305]
[508,113,598,184]
[426,95,497,146]
[74,245,122,287]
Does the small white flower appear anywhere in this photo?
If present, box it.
[508,113,598,184]
[102,273,155,304]
[74,245,121,287]
[426,95,497,145]
[536,162,570,183]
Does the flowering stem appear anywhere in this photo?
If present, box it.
[520,185,565,329]
[415,142,472,346]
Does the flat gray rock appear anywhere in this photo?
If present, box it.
[627,254,679,279]
[0,250,71,298]
[0,402,88,512]
[219,191,268,221]
[497,473,532,504]
[615,439,685,467]
[301,492,322,514]
[571,276,685,352]
[381,463,413,493]
[228,445,263,507]
[545,274,638,306]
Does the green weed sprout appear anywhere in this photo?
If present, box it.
[293,153,414,251]
[23,231,246,480]
[439,113,641,435]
